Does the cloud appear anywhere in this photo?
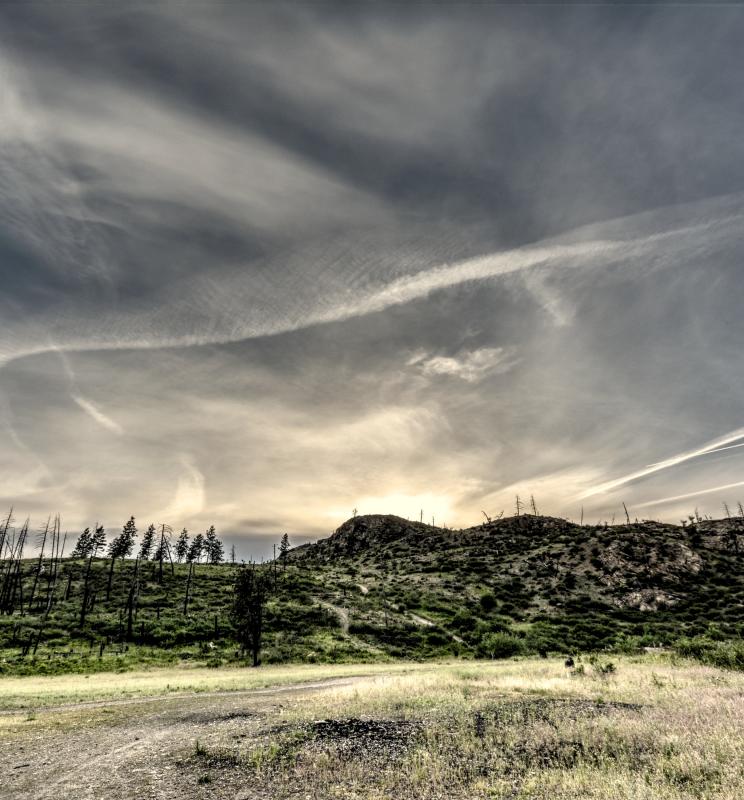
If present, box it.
[3,4,744,555]
[70,395,124,436]
[158,456,206,522]
[410,347,519,383]
[635,481,744,511]
[579,427,744,500]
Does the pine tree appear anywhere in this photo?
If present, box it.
[107,517,137,600]
[71,528,93,559]
[279,533,290,571]
[230,564,271,666]
[79,525,104,627]
[205,526,224,565]
[175,529,189,562]
[187,532,205,564]
[139,524,155,560]
[91,524,106,554]
[119,516,137,558]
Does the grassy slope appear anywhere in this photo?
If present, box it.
[1,514,742,673]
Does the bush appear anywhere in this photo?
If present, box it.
[674,637,744,670]
[478,632,524,659]
[479,592,497,612]
[451,610,476,632]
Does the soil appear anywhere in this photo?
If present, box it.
[1,677,364,800]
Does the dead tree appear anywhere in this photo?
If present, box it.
[0,508,12,561]
[1,520,28,614]
[34,520,64,655]
[125,558,140,641]
[28,517,50,613]
[183,560,194,615]
[44,516,64,614]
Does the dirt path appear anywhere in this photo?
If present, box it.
[317,599,350,633]
[1,676,366,800]
[409,612,465,644]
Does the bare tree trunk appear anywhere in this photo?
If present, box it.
[183,561,194,615]
[0,508,12,561]
[45,517,63,614]
[2,521,28,615]
[126,558,139,641]
[28,517,50,613]
[106,556,116,601]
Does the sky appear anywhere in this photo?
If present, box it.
[2,2,744,558]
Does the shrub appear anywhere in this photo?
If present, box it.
[674,637,744,670]
[478,632,524,659]
[479,592,497,612]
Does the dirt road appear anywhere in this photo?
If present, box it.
[1,676,363,800]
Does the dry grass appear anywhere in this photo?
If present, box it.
[2,656,742,799]
[191,657,744,799]
[0,659,439,711]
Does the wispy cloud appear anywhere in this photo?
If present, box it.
[159,456,206,522]
[580,427,744,500]
[52,347,124,436]
[71,394,124,436]
[409,347,519,383]
[635,481,744,510]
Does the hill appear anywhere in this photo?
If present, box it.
[1,513,742,673]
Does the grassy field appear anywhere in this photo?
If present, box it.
[0,660,429,712]
[3,655,743,799]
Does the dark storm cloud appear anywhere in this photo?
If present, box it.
[2,2,744,554]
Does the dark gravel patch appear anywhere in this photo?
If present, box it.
[302,717,422,760]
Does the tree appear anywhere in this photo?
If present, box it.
[79,525,105,627]
[187,532,205,564]
[91,524,106,553]
[125,557,141,641]
[204,526,224,565]
[279,533,290,571]
[119,516,138,558]
[71,527,93,559]
[152,524,173,583]
[139,524,155,561]
[175,529,189,563]
[107,517,137,600]
[724,525,741,554]
[28,517,51,612]
[230,565,271,666]
[0,508,12,562]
